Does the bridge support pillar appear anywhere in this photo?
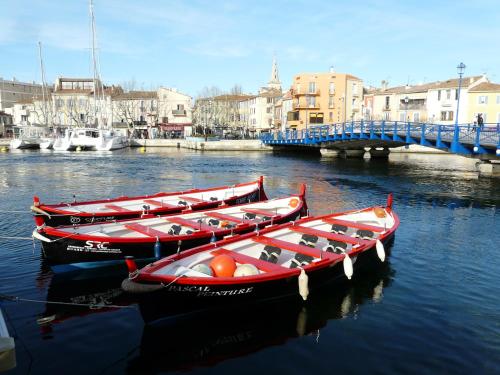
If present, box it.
[340,149,365,159]
[367,147,390,159]
[476,161,500,177]
[320,148,340,158]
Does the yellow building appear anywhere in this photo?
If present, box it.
[287,71,363,130]
[467,82,500,125]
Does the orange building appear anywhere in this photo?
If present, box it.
[287,70,363,130]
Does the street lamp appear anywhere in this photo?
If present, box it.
[455,62,466,126]
[404,96,409,123]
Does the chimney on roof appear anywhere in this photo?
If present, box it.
[381,80,388,91]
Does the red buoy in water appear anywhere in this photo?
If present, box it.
[210,254,236,277]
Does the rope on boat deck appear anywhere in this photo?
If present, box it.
[0,293,137,310]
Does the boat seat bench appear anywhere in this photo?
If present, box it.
[252,236,337,260]
[124,223,168,238]
[104,204,132,212]
[291,225,370,246]
[143,199,177,208]
[212,248,286,272]
[241,208,279,217]
[322,217,385,233]
[177,196,206,203]
[205,212,251,224]
[167,217,213,232]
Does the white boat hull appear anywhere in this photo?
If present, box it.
[9,138,40,149]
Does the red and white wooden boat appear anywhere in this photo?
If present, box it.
[122,195,399,321]
[31,177,267,227]
[33,189,306,272]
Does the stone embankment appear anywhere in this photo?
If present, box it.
[131,138,273,151]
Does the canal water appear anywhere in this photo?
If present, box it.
[0,148,498,374]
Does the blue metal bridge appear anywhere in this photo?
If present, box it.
[262,121,500,158]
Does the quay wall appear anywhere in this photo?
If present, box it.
[131,139,273,151]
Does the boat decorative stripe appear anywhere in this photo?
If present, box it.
[166,217,212,232]
[104,204,132,212]
[290,225,370,245]
[241,208,279,217]
[322,217,385,232]
[212,248,286,272]
[252,236,337,260]
[177,196,205,203]
[205,212,250,224]
[143,199,175,208]
[124,223,168,238]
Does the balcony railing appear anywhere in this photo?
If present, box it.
[399,104,425,110]
[293,102,320,110]
[293,89,321,96]
[172,109,187,116]
[383,105,391,111]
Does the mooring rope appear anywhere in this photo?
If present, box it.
[0,235,34,240]
[0,293,137,310]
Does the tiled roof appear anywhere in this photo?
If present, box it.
[468,82,500,92]
[369,76,486,95]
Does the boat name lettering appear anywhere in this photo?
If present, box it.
[66,241,122,254]
[166,285,254,296]
[234,191,257,204]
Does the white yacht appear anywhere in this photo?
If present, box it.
[95,129,129,151]
[9,126,44,149]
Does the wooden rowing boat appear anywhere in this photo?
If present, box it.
[32,177,267,227]
[121,195,399,319]
[33,188,307,271]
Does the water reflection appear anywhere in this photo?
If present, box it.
[127,262,394,373]
[36,264,135,334]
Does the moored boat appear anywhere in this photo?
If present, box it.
[32,177,267,227]
[33,189,306,271]
[121,195,398,321]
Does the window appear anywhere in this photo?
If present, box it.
[438,90,441,101]
[385,96,390,108]
[399,112,405,122]
[329,111,333,121]
[413,112,420,122]
[497,95,500,104]
[287,111,299,121]
[329,82,335,94]
[308,82,316,94]
[79,113,85,122]
[177,104,184,110]
[455,89,458,100]
[446,90,451,100]
[296,84,301,94]
[328,96,334,108]
[67,99,74,107]
[306,95,316,107]
[309,112,324,124]
[440,111,454,121]
[352,83,358,95]
[478,96,488,104]
[383,112,390,120]
[79,99,87,107]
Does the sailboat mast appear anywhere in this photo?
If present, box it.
[38,41,48,125]
[89,0,99,127]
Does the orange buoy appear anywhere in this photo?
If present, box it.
[210,254,236,277]
[374,207,386,218]
[219,220,230,228]
[289,198,299,208]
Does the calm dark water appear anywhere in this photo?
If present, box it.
[0,148,499,374]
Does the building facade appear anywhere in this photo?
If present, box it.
[0,77,44,110]
[287,70,363,130]
[467,82,500,125]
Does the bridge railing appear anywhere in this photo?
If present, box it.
[262,121,500,154]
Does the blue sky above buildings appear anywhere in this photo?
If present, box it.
[1,0,499,96]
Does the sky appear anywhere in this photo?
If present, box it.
[1,0,499,97]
